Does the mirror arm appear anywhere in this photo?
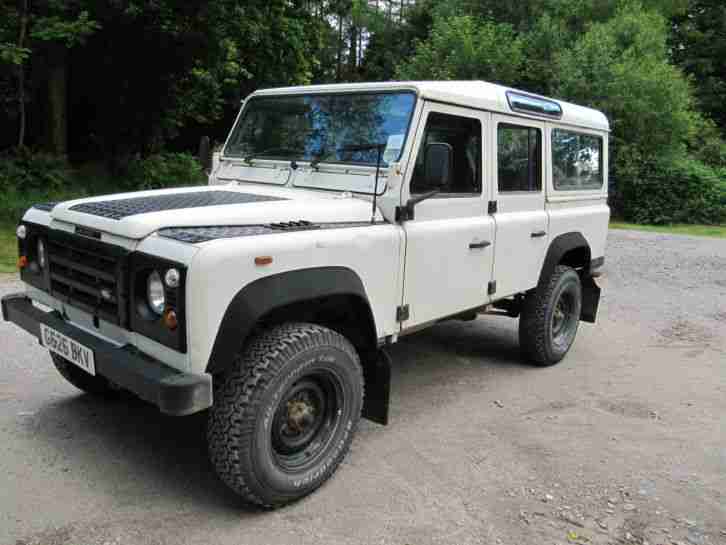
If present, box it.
[395,190,440,223]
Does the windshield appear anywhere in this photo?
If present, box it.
[224,91,416,167]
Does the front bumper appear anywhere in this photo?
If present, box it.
[1,293,211,416]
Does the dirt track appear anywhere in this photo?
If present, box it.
[1,229,725,545]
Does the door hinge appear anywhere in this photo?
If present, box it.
[396,304,410,322]
[488,201,498,214]
[488,281,497,295]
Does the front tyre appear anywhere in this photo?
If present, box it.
[519,265,582,366]
[207,323,364,508]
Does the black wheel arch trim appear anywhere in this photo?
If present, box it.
[538,232,590,287]
[206,266,377,374]
[538,232,601,324]
[205,266,390,424]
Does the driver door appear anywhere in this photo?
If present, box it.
[400,102,494,328]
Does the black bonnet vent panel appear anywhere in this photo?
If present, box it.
[33,202,58,212]
[158,221,378,243]
[68,191,285,220]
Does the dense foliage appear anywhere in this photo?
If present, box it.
[0,0,724,224]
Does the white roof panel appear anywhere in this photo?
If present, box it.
[253,80,609,132]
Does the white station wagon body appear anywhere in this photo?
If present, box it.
[6,80,609,418]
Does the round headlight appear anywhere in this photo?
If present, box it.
[37,239,46,269]
[146,270,166,315]
[16,225,27,240]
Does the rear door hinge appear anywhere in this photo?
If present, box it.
[488,201,498,214]
[396,304,410,322]
[488,281,497,295]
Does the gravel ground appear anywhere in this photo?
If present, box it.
[1,229,725,545]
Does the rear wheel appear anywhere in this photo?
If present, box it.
[519,265,582,366]
[50,352,118,396]
[207,322,364,508]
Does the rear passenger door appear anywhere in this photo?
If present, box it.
[490,115,548,298]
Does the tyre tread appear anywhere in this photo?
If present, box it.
[519,265,580,366]
[207,322,363,508]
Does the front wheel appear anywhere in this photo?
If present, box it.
[519,265,582,366]
[207,323,364,508]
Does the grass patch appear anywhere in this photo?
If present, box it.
[0,222,19,274]
[610,221,726,238]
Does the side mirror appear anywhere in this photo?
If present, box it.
[423,142,453,190]
[198,135,212,174]
[395,142,453,222]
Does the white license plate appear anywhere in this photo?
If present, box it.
[40,324,96,376]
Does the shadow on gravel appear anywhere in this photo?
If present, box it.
[27,393,266,516]
[24,317,525,513]
[392,317,527,368]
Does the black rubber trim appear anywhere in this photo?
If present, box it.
[538,232,591,288]
[69,191,285,220]
[362,348,391,426]
[580,274,601,323]
[590,256,605,271]
[206,267,374,374]
[1,294,211,416]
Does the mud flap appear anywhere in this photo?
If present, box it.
[361,348,391,426]
[580,274,601,323]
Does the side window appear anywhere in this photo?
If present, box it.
[497,124,542,192]
[410,112,481,195]
[552,129,603,190]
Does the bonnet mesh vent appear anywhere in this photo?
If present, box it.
[69,191,285,220]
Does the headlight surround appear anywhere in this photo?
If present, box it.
[146,270,166,315]
[131,254,186,353]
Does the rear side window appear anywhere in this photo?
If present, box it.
[552,129,603,190]
[497,124,542,192]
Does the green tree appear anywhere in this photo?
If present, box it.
[0,1,99,153]
[671,0,726,137]
[554,2,723,223]
[395,15,525,83]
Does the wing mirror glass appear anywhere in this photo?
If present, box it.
[423,142,453,190]
[397,142,454,222]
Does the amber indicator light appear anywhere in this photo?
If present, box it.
[164,309,178,330]
[17,256,28,269]
[255,256,273,266]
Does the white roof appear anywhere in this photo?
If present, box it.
[253,80,609,132]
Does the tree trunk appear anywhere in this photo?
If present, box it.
[46,44,68,156]
[349,24,358,73]
[336,13,343,81]
[16,0,28,148]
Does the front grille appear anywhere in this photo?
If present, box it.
[46,234,128,325]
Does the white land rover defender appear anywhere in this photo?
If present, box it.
[3,81,608,507]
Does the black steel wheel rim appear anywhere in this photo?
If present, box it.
[551,287,578,349]
[270,370,343,472]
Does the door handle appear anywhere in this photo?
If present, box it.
[531,230,547,238]
[469,241,491,249]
